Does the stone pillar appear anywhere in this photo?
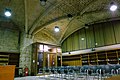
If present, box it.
[19,32,33,76]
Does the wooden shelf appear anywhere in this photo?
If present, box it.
[62,54,80,61]
[62,49,120,66]
[62,54,82,66]
[81,50,120,65]
[0,52,20,77]
[0,54,9,65]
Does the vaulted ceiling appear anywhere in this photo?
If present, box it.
[0,0,120,45]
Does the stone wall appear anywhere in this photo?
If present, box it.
[0,21,33,75]
[0,24,20,53]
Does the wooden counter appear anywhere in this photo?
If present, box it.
[0,65,15,80]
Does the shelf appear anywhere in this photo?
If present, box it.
[82,56,88,58]
[0,58,9,61]
[62,49,120,66]
[82,61,88,62]
[89,59,97,60]
[82,58,88,60]
[9,60,19,63]
[89,54,96,56]
[62,57,80,59]
[82,55,88,57]
[62,55,80,61]
[90,61,97,63]
[0,55,9,57]
[0,54,9,65]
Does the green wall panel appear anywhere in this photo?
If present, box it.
[86,26,95,48]
[61,43,65,52]
[66,35,72,52]
[113,21,120,43]
[73,31,79,50]
[103,22,115,45]
[61,20,120,53]
[94,24,104,47]
[62,40,67,52]
[79,28,86,49]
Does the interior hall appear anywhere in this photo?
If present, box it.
[0,0,120,80]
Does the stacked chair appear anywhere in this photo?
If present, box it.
[38,64,120,80]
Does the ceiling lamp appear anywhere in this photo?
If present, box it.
[85,24,89,29]
[40,0,47,6]
[54,26,60,32]
[67,14,73,20]
[4,8,11,17]
[110,2,117,11]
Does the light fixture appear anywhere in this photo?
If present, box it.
[91,48,95,51]
[54,26,60,32]
[85,24,89,29]
[110,2,117,11]
[85,24,89,26]
[33,60,35,63]
[4,8,11,17]
[81,38,85,41]
[69,52,71,54]
[58,58,61,60]
[85,26,89,29]
[95,43,98,46]
[40,0,47,6]
[67,14,73,20]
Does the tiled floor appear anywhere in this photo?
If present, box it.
[15,76,65,80]
[14,74,106,80]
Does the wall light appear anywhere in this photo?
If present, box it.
[110,2,117,11]
[95,43,98,46]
